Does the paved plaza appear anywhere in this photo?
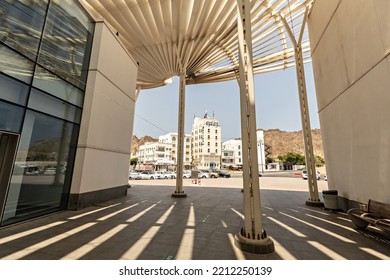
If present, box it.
[0,176,389,260]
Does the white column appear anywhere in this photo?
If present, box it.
[234,0,274,254]
[172,73,187,197]
[281,7,322,206]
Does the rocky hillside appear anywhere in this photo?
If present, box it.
[131,135,158,155]
[131,129,324,159]
[263,129,324,158]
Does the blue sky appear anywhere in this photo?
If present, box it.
[133,63,319,141]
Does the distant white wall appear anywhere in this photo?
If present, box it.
[70,20,138,201]
[308,0,390,205]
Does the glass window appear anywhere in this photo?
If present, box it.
[0,100,24,133]
[1,110,78,226]
[0,44,34,84]
[32,66,84,107]
[37,0,94,90]
[0,0,48,60]
[28,88,81,123]
[0,73,29,106]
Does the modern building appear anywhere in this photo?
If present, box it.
[191,113,222,170]
[221,130,266,172]
[0,0,137,226]
[308,0,390,209]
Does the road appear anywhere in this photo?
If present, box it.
[129,171,330,193]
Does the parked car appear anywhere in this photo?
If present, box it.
[183,171,191,179]
[25,166,39,175]
[198,170,209,179]
[161,171,176,179]
[139,170,159,180]
[44,166,57,175]
[301,170,321,180]
[208,170,219,178]
[217,170,231,178]
[129,171,141,180]
[155,171,167,179]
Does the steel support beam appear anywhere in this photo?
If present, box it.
[172,72,187,198]
[234,0,274,254]
[281,7,322,206]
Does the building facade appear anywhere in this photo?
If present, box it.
[159,133,192,169]
[137,142,174,169]
[136,133,192,170]
[0,0,94,226]
[0,0,138,226]
[308,0,390,209]
[221,130,266,171]
[191,114,222,170]
[221,140,242,168]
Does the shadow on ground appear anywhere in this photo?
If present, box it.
[0,185,389,260]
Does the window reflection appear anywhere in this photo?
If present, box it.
[32,66,84,107]
[2,110,78,225]
[0,100,24,133]
[0,73,29,106]
[0,0,48,60]
[0,44,34,84]
[28,88,82,123]
[38,0,94,90]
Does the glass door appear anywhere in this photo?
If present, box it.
[0,131,19,224]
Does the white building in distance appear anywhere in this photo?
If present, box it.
[222,130,266,172]
[159,133,192,169]
[221,139,242,168]
[137,142,174,169]
[191,113,222,170]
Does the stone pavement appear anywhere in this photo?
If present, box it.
[0,182,389,260]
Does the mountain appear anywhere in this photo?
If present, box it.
[263,129,324,159]
[131,129,324,159]
[131,135,158,156]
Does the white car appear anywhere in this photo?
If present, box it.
[198,170,209,179]
[44,166,57,175]
[183,171,191,179]
[129,171,141,180]
[139,171,159,180]
[301,170,321,180]
[160,171,176,179]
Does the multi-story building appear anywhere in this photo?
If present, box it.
[221,130,265,172]
[159,133,192,169]
[191,113,221,169]
[136,133,192,170]
[221,140,242,168]
[137,142,174,169]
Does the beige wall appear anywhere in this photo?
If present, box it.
[308,0,390,206]
[70,20,137,206]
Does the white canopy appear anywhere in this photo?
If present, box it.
[81,0,312,89]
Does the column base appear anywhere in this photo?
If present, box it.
[305,199,324,207]
[171,191,187,198]
[234,232,275,254]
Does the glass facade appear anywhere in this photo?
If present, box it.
[0,0,94,226]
